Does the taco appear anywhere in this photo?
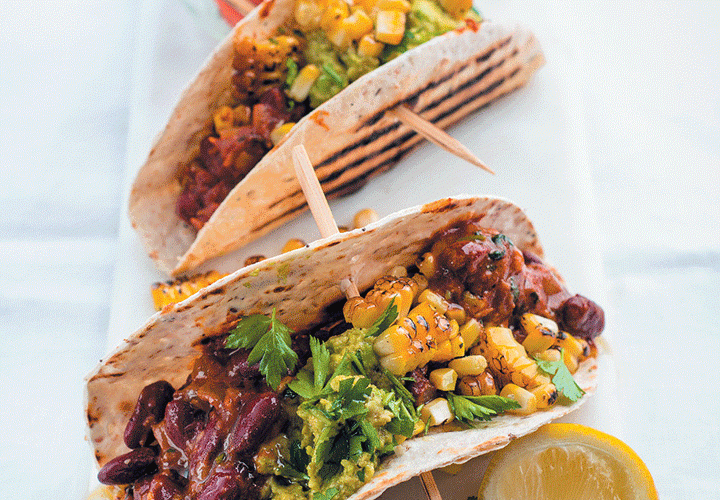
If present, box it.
[128,0,545,275]
[88,195,604,500]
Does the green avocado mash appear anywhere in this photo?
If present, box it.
[292,0,483,108]
[266,326,417,500]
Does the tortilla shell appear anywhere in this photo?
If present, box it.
[86,195,598,499]
[128,0,545,275]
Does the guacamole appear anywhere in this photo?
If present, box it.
[266,326,417,500]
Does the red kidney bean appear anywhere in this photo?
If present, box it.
[188,411,224,483]
[197,462,252,500]
[408,367,437,405]
[97,447,157,486]
[164,398,205,450]
[559,294,605,340]
[124,380,175,449]
[144,472,185,500]
[226,392,280,457]
[226,349,260,382]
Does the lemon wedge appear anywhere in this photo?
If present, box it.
[478,423,658,500]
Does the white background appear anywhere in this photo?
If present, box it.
[1,1,718,499]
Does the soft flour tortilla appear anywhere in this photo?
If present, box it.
[128,0,545,275]
[87,195,599,499]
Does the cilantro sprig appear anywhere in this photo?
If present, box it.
[446,393,520,425]
[534,349,585,402]
[225,309,298,390]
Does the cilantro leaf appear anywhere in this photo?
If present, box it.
[447,393,520,425]
[314,487,339,500]
[365,300,399,338]
[226,309,297,390]
[534,349,585,402]
[285,58,299,86]
[311,336,331,392]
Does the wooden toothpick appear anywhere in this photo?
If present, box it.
[291,144,442,500]
[387,104,494,174]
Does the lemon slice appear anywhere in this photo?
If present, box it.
[478,423,658,500]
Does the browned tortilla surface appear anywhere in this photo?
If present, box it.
[87,195,599,500]
[128,0,545,275]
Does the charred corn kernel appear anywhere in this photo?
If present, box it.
[449,355,488,377]
[556,332,587,374]
[460,318,483,348]
[270,122,295,146]
[344,275,420,327]
[429,368,458,391]
[375,10,406,45]
[438,0,472,18]
[500,384,537,415]
[244,255,266,266]
[531,383,558,409]
[418,252,437,279]
[479,327,548,389]
[320,0,350,32]
[353,0,378,14]
[288,64,321,101]
[294,0,325,30]
[411,273,429,295]
[536,348,561,364]
[418,288,449,314]
[421,398,454,426]
[213,105,235,132]
[282,238,306,253]
[233,35,302,97]
[389,266,407,277]
[353,208,379,228]
[449,332,465,358]
[377,0,412,12]
[375,301,453,374]
[445,303,466,324]
[458,371,497,396]
[358,34,384,58]
[233,104,251,125]
[151,271,226,311]
[520,313,559,354]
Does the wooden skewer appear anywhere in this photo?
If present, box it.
[387,104,495,174]
[291,144,442,500]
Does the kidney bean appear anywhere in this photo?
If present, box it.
[164,398,205,450]
[124,380,175,449]
[408,367,437,405]
[226,392,280,457]
[226,349,261,383]
[559,294,605,340]
[145,472,185,500]
[197,462,252,500]
[97,447,157,486]
[188,412,224,483]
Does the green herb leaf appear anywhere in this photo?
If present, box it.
[365,300,399,338]
[286,58,299,86]
[229,309,297,390]
[491,233,513,246]
[322,63,344,86]
[447,393,520,425]
[314,487,339,500]
[534,349,585,402]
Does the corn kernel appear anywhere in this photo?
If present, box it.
[375,10,406,45]
[282,238,306,253]
[520,313,558,354]
[288,64,321,102]
[448,355,488,377]
[341,9,374,41]
[418,252,437,279]
[445,303,466,324]
[459,318,482,348]
[418,288,449,314]
[358,34,384,58]
[421,398,454,426]
[377,0,411,12]
[499,384,537,415]
[294,0,325,30]
[353,208,379,228]
[457,371,497,396]
[320,0,350,32]
[531,383,558,409]
[438,0,472,18]
[429,368,458,391]
[270,122,295,146]
[388,266,407,278]
[536,348,562,363]
[213,105,235,133]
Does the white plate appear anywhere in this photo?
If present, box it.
[95,0,619,496]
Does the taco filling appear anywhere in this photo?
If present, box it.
[96,220,603,500]
[176,0,482,230]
